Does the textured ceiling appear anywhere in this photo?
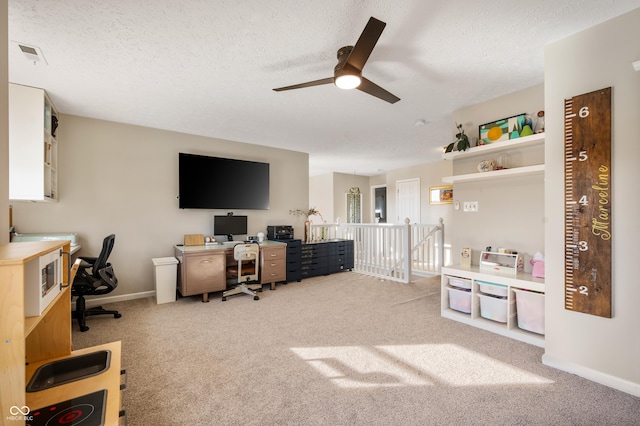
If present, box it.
[8,1,640,176]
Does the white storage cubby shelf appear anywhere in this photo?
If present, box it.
[441,133,545,183]
[441,265,545,347]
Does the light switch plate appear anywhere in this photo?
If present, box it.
[463,201,478,212]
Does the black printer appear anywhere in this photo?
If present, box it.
[266,225,294,240]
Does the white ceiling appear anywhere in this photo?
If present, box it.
[8,1,640,176]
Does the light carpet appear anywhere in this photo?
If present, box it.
[72,273,640,426]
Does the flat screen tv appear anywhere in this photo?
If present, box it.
[178,153,270,209]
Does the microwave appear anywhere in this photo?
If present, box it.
[25,248,63,317]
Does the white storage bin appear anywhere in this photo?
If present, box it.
[447,287,471,313]
[477,280,508,297]
[513,288,545,334]
[447,276,472,290]
[477,293,508,323]
[152,257,179,304]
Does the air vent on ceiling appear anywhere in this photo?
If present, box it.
[15,42,48,65]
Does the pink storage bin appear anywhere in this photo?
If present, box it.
[531,261,545,278]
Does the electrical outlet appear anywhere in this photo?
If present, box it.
[463,201,479,212]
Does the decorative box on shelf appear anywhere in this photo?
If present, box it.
[479,251,519,275]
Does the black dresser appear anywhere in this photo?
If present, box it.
[268,238,354,281]
[283,239,302,282]
[301,239,354,279]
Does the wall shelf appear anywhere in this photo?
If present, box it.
[442,164,545,184]
[441,132,544,161]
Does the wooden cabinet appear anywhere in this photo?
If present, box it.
[260,244,286,289]
[174,246,226,302]
[0,241,70,416]
[9,84,60,201]
[0,241,124,424]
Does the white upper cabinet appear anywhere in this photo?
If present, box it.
[9,83,59,201]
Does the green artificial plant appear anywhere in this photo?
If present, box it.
[445,123,470,153]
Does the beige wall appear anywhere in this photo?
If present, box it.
[449,84,545,271]
[1,0,8,245]
[309,172,372,224]
[308,173,333,224]
[11,115,309,297]
[543,8,640,395]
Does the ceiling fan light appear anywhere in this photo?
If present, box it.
[335,74,361,90]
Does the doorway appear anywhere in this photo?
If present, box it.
[372,186,387,223]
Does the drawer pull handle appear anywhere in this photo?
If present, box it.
[270,263,277,267]
[270,254,278,257]
[200,259,211,263]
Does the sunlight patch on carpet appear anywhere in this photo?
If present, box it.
[291,344,553,389]
[290,346,432,388]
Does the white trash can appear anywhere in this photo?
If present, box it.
[152,257,179,304]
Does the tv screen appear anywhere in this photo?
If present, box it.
[178,153,270,209]
[213,215,248,237]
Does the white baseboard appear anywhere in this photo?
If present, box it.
[542,354,640,397]
[75,291,156,310]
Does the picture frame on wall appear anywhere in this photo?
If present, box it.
[479,113,528,145]
[429,185,453,205]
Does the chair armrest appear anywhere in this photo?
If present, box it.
[79,256,98,264]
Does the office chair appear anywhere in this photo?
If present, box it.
[72,234,121,331]
[222,243,262,301]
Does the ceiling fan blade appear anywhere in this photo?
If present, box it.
[273,77,334,92]
[344,17,386,71]
[357,77,400,104]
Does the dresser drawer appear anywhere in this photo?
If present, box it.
[260,245,287,285]
[261,261,286,283]
[180,252,226,295]
[262,246,286,260]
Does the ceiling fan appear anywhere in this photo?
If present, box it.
[273,17,400,104]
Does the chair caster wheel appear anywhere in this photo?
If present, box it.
[80,325,89,332]
[221,297,227,302]
[253,296,260,300]
[114,313,122,318]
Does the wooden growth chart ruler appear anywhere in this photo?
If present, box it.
[564,87,612,318]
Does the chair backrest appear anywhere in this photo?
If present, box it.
[233,243,259,283]
[92,234,116,275]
